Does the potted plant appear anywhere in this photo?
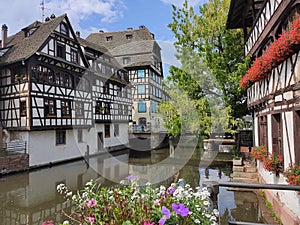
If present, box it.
[232,146,243,166]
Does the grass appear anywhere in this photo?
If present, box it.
[260,190,283,225]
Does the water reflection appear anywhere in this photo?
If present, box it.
[0,148,263,225]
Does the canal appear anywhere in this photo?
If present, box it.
[0,146,266,225]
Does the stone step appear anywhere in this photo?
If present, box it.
[233,177,259,184]
[233,165,257,173]
[232,171,258,179]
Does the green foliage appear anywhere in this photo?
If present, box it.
[167,0,249,121]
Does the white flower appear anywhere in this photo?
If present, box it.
[194,219,200,224]
[63,221,70,225]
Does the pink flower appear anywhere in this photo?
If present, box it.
[87,198,97,207]
[88,216,95,224]
[143,222,156,225]
[42,221,54,225]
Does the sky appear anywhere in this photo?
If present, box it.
[0,0,208,75]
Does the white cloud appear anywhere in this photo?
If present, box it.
[161,0,208,7]
[0,0,124,37]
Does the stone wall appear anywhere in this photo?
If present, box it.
[0,154,29,174]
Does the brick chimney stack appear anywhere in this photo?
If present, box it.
[2,24,8,48]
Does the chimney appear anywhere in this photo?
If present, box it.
[2,24,8,48]
[76,31,80,38]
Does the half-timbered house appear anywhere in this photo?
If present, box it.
[227,0,300,224]
[0,14,132,168]
[86,26,168,133]
[77,35,132,152]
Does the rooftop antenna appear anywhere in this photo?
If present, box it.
[40,0,48,21]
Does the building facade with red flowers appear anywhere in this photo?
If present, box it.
[227,0,300,224]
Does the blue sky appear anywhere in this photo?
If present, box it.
[0,0,208,75]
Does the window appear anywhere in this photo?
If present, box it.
[20,101,26,117]
[114,124,119,137]
[151,101,158,113]
[56,130,66,145]
[31,65,54,83]
[56,43,66,59]
[45,98,56,117]
[95,101,104,114]
[123,57,130,65]
[138,70,145,78]
[105,124,110,138]
[77,129,83,143]
[56,73,73,88]
[60,22,69,36]
[138,102,146,113]
[137,85,146,94]
[106,36,113,41]
[126,34,133,40]
[103,83,109,94]
[61,100,71,117]
[258,116,268,147]
[75,101,84,117]
[104,102,110,115]
[71,49,78,64]
[271,113,283,164]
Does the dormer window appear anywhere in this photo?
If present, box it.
[25,27,38,37]
[126,34,133,40]
[60,22,69,36]
[106,36,113,41]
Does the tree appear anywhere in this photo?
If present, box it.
[168,0,249,120]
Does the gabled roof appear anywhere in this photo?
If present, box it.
[227,0,265,29]
[0,14,67,65]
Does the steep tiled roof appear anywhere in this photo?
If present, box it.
[0,14,66,65]
[86,27,159,55]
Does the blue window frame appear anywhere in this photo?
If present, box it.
[138,102,146,113]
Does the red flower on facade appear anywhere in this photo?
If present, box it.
[241,17,300,88]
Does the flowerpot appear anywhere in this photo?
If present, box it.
[233,158,243,166]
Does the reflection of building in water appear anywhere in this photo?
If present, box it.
[0,153,129,225]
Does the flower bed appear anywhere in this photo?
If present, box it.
[46,176,219,225]
[240,17,300,88]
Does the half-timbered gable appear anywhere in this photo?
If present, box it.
[86,26,166,132]
[0,14,92,131]
[228,1,300,223]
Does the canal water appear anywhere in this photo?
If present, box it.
[0,147,264,225]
